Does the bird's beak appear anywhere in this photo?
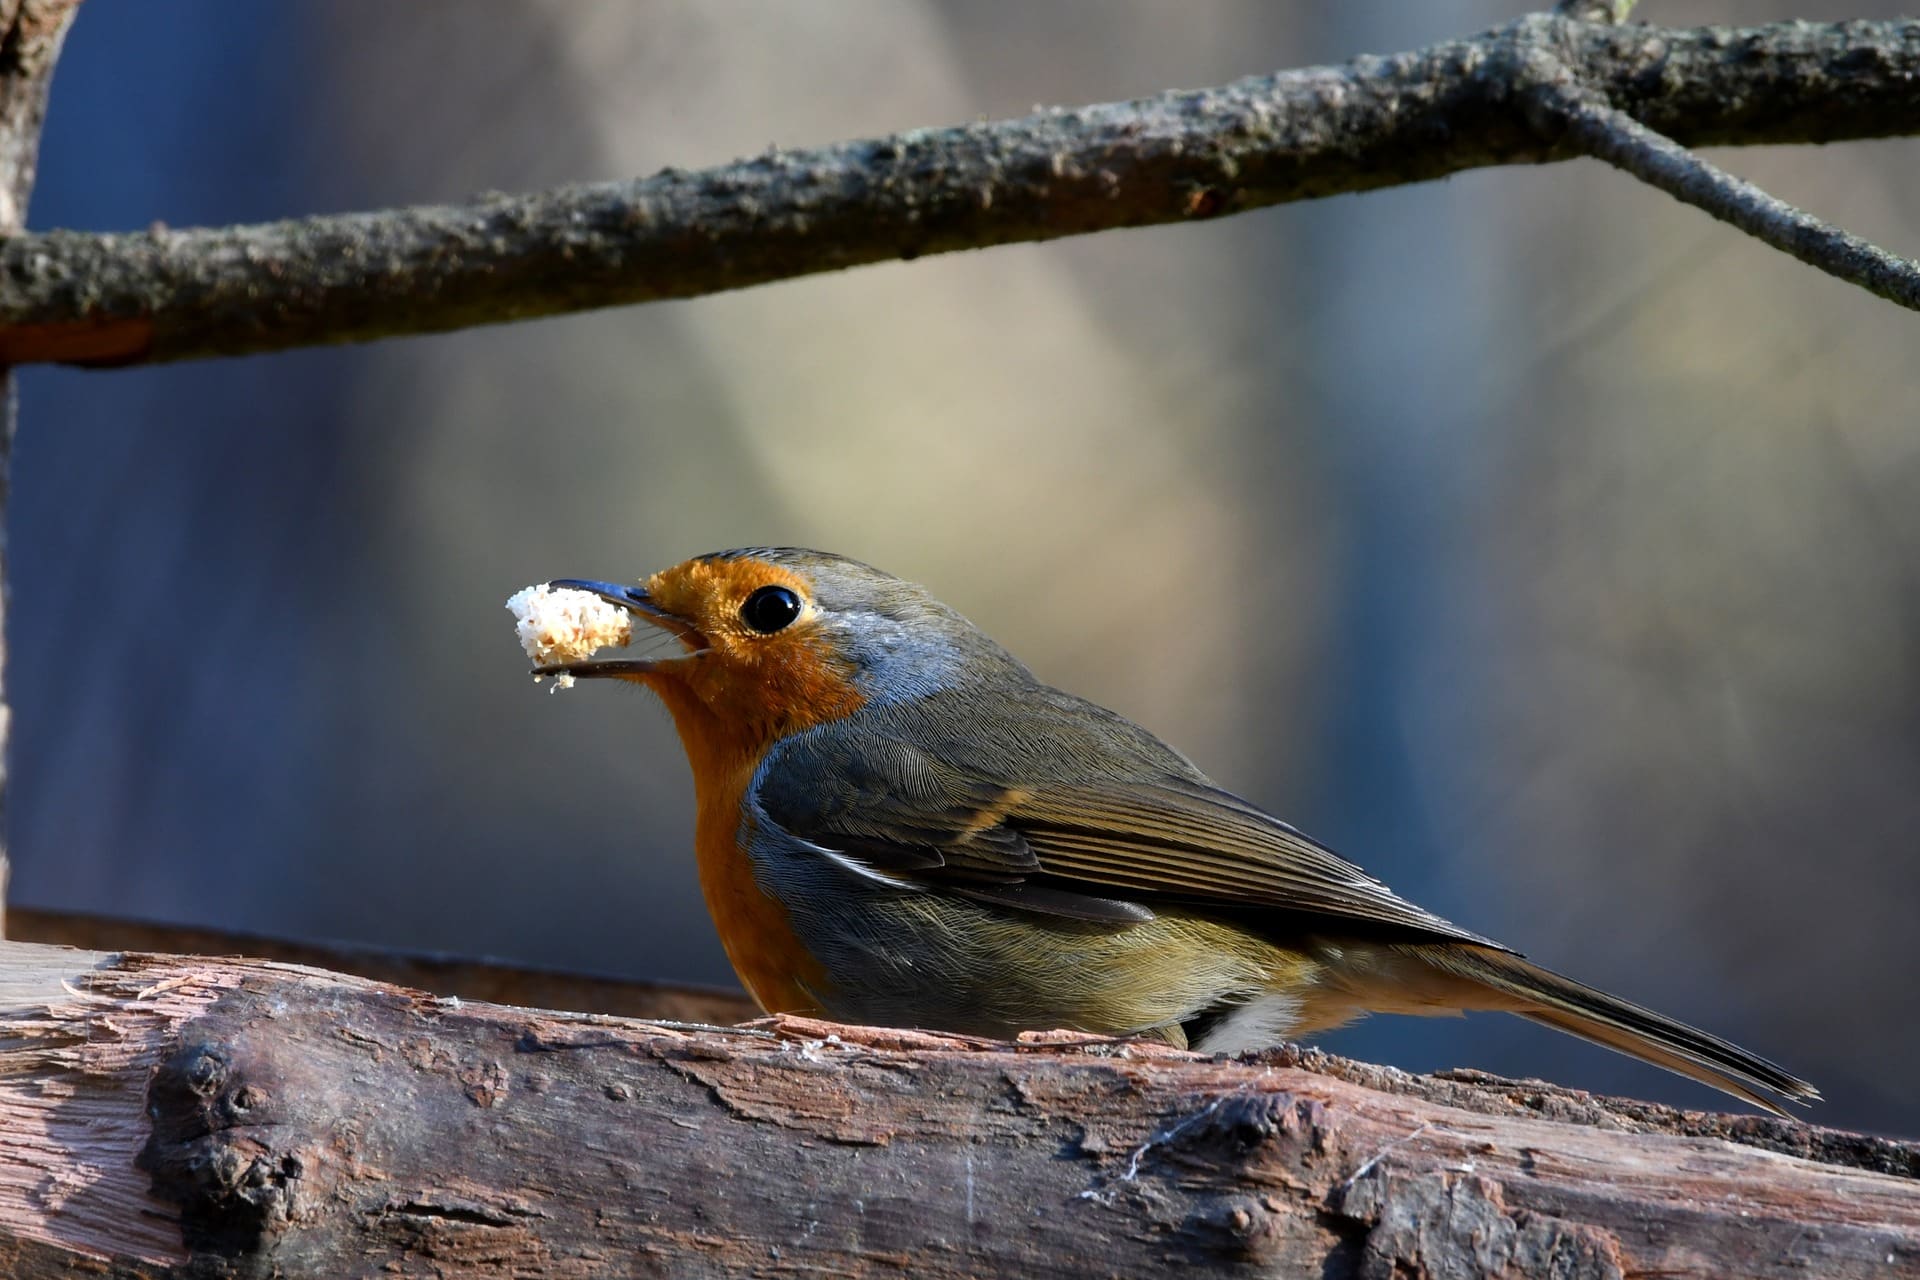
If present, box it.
[534,578,704,681]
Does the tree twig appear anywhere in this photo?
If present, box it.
[0,15,1915,368]
[1536,81,1920,311]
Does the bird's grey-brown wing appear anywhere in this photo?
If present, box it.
[753,685,1503,948]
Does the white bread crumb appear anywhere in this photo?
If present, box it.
[506,584,634,690]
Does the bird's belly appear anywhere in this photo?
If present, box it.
[771,882,1319,1041]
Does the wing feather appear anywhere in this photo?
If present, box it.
[752,686,1500,947]
[1011,782,1498,946]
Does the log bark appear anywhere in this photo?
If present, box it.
[0,940,1914,1278]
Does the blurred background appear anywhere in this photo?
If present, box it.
[10,0,1918,1135]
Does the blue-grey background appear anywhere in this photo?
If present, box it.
[12,1,1918,1136]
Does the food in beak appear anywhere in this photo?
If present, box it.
[505,583,635,689]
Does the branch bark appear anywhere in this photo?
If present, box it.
[0,14,1917,369]
[1,940,1915,1278]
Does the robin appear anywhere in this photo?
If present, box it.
[534,547,1816,1115]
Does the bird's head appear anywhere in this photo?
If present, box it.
[541,548,1026,744]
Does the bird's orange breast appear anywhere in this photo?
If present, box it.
[640,677,832,1015]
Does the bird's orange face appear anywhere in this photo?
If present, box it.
[543,555,868,746]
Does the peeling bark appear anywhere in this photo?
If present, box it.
[3,907,761,1025]
[0,941,1913,1278]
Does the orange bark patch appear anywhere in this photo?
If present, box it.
[0,317,155,366]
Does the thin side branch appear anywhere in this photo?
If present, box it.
[1540,81,1920,310]
[0,14,1916,368]
[0,0,84,940]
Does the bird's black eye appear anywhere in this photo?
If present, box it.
[740,585,803,634]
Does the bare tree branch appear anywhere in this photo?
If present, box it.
[0,14,1915,369]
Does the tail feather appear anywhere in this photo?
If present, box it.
[1420,945,1820,1118]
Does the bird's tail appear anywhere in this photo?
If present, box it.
[1414,944,1820,1117]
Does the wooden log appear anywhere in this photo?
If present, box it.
[0,940,1914,1278]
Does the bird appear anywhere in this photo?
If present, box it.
[533,547,1818,1116]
